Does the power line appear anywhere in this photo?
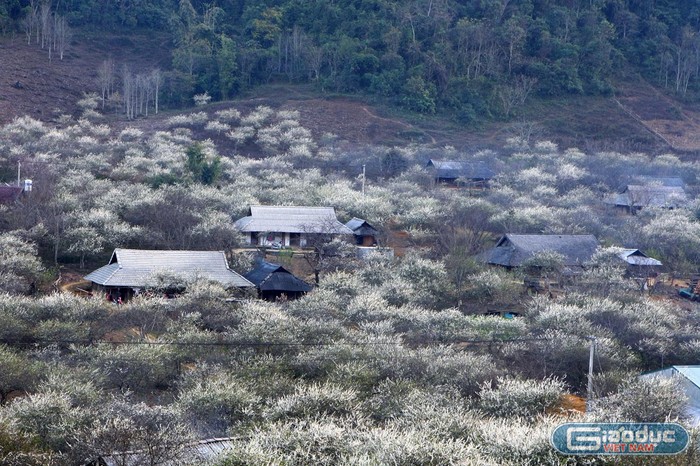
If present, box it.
[0,336,550,348]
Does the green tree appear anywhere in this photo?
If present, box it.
[401,75,437,114]
[186,142,221,185]
[217,34,239,100]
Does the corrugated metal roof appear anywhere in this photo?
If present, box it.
[426,159,496,180]
[84,249,253,288]
[672,366,700,389]
[99,436,237,466]
[485,234,599,267]
[618,249,662,266]
[234,205,353,234]
[644,366,700,390]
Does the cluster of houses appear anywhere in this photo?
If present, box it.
[83,202,663,303]
[426,159,689,212]
[77,160,681,304]
[84,205,380,302]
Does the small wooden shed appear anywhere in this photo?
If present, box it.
[244,260,312,301]
[345,217,379,246]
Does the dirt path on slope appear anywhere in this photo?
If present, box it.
[615,79,700,152]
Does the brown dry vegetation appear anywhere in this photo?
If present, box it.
[0,32,170,126]
[2,32,700,154]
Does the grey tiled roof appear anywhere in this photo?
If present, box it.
[345,217,378,235]
[426,159,496,180]
[635,176,685,188]
[485,234,599,267]
[244,260,312,292]
[84,249,253,288]
[234,205,353,234]
[605,185,687,208]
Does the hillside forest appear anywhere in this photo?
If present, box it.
[4,0,700,120]
[3,0,700,465]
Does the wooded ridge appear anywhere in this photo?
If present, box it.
[3,0,700,122]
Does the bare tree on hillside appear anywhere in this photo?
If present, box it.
[53,15,70,60]
[299,219,357,285]
[498,75,537,118]
[23,0,40,45]
[122,66,162,119]
[98,59,116,109]
[39,0,51,50]
[123,66,136,119]
[150,69,162,114]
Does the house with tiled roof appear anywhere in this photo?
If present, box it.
[234,206,352,248]
[604,182,688,212]
[345,217,379,246]
[482,234,600,270]
[84,248,253,301]
[426,159,496,186]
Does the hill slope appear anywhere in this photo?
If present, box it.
[0,34,694,153]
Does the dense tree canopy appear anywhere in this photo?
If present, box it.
[7,0,700,117]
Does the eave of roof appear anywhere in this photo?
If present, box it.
[234,205,353,234]
[486,234,599,267]
[84,249,253,288]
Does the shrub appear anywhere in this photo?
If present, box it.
[0,232,45,294]
[463,269,522,304]
[478,376,565,419]
[591,376,688,422]
[177,368,260,434]
[193,92,212,106]
[0,345,42,404]
[214,108,241,123]
[74,401,192,466]
[85,343,178,392]
[473,416,564,464]
[205,120,230,133]
[4,392,91,453]
[217,417,354,465]
[265,382,358,420]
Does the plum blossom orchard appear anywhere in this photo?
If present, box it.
[2,108,700,464]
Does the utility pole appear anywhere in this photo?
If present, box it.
[587,336,596,409]
[362,164,366,196]
[17,160,21,186]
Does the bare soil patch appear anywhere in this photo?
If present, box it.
[1,32,694,153]
[615,78,700,152]
[0,32,170,126]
